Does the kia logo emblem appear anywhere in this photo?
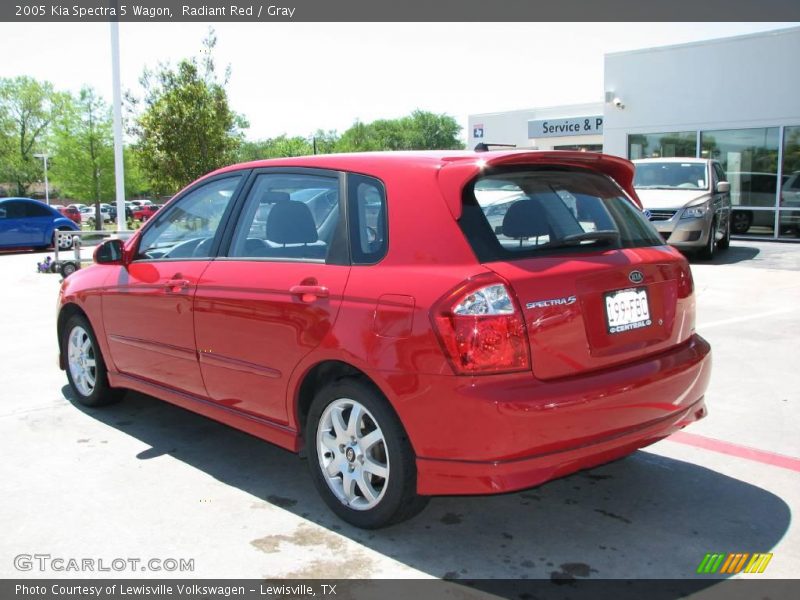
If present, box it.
[629,270,644,284]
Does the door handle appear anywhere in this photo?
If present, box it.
[289,284,329,302]
[165,279,190,292]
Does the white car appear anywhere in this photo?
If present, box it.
[79,205,111,225]
[129,199,155,208]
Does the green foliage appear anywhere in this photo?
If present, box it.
[337,110,464,152]
[0,76,67,196]
[132,29,247,195]
[238,135,314,161]
[236,111,463,162]
[50,87,115,211]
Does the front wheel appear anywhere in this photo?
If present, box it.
[63,314,124,407]
[698,217,717,260]
[717,217,731,250]
[306,378,428,528]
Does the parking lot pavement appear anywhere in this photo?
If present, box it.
[0,241,798,580]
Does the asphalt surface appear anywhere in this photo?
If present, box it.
[0,240,798,581]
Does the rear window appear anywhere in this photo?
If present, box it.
[459,168,662,262]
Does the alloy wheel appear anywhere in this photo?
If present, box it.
[67,326,97,397]
[316,398,389,511]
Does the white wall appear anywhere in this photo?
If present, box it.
[468,102,604,150]
[603,27,800,158]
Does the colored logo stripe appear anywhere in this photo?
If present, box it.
[697,553,773,574]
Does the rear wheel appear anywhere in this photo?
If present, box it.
[731,210,751,234]
[698,217,717,260]
[63,314,123,407]
[306,378,428,528]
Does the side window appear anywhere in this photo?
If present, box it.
[348,173,387,264]
[136,175,242,260]
[4,201,26,219]
[0,206,6,219]
[229,172,340,262]
[23,202,52,217]
[714,163,727,184]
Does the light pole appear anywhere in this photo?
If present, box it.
[33,153,50,205]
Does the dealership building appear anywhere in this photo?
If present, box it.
[468,27,800,241]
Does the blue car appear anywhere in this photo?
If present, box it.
[0,197,80,250]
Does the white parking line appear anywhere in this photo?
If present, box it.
[698,307,796,330]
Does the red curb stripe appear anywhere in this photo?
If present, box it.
[668,431,800,473]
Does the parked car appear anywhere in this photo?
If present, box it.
[57,151,711,528]
[129,199,156,209]
[54,205,82,225]
[633,158,731,259]
[107,202,133,222]
[132,204,159,222]
[79,204,111,226]
[0,197,79,250]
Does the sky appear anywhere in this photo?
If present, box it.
[1,22,797,142]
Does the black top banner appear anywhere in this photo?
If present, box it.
[3,0,800,22]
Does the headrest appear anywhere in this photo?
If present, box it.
[502,199,550,238]
[262,191,290,204]
[266,201,318,244]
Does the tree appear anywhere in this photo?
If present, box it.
[337,110,464,152]
[238,135,313,161]
[50,87,114,227]
[0,76,66,196]
[132,30,247,195]
[403,110,464,150]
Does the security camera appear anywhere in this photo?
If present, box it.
[613,97,625,110]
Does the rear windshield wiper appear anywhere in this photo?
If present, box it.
[541,230,621,249]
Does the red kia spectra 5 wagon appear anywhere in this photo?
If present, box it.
[57,150,711,528]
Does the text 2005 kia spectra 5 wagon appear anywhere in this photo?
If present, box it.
[57,151,711,528]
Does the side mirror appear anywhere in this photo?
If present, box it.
[716,181,731,194]
[94,238,125,265]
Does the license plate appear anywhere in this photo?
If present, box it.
[605,287,652,334]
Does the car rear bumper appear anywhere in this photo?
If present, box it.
[403,334,711,496]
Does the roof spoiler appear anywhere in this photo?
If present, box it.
[437,151,642,220]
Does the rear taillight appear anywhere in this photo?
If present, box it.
[678,264,694,299]
[432,276,530,375]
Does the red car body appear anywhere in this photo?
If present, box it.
[54,205,82,225]
[132,204,158,221]
[57,150,710,525]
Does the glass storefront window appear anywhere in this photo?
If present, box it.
[553,144,603,152]
[628,131,696,159]
[779,127,800,239]
[701,127,780,237]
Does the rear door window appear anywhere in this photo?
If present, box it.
[228,172,342,262]
[460,169,663,262]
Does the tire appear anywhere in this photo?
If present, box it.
[140,215,148,223]
[731,211,751,235]
[306,378,428,528]
[62,314,124,407]
[60,261,78,278]
[698,217,717,260]
[717,217,731,250]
